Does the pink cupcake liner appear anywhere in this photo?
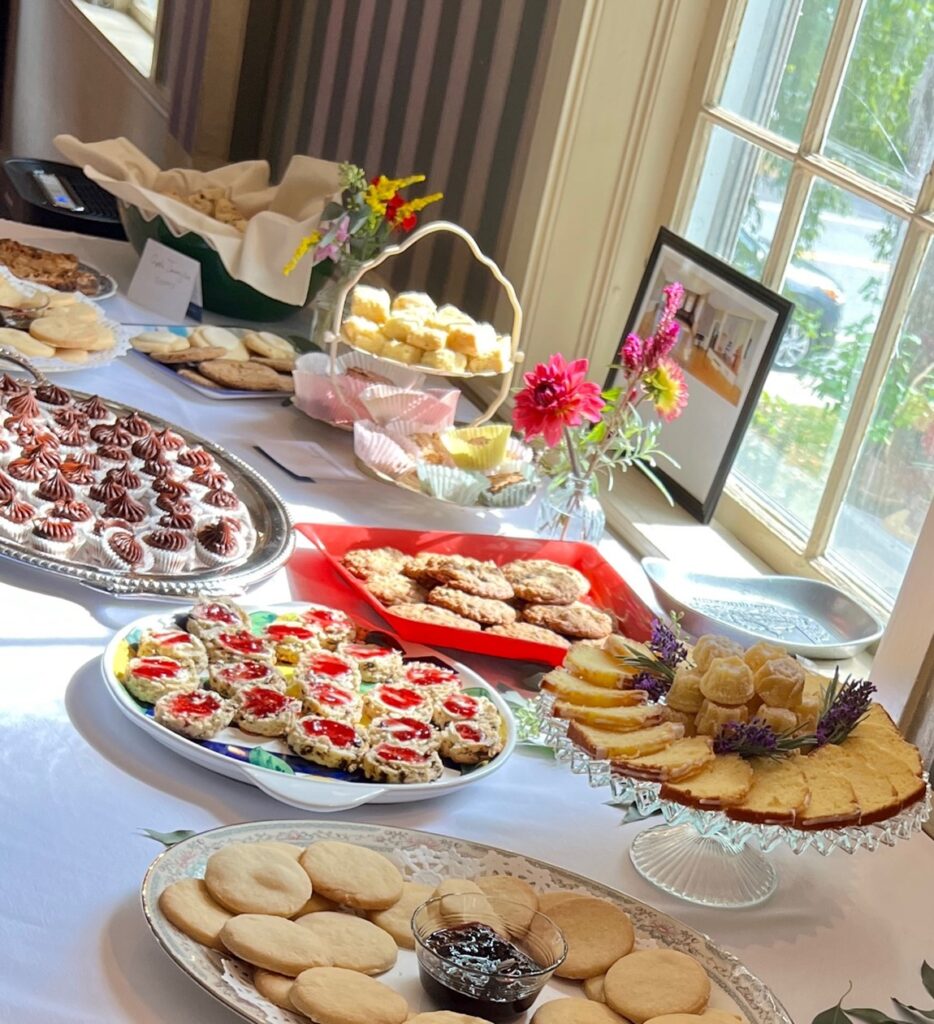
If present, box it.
[353,421,416,477]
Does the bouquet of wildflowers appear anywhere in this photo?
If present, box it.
[285,163,442,274]
[512,282,689,501]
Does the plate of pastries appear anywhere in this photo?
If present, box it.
[141,819,788,1023]
[0,238,117,297]
[102,599,515,810]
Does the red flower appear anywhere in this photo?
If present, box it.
[401,214,417,231]
[512,354,605,446]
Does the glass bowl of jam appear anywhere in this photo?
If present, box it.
[412,895,567,1022]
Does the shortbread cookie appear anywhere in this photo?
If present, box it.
[537,890,582,914]
[604,949,711,1022]
[254,842,303,861]
[290,966,408,1024]
[532,999,628,1024]
[340,546,407,579]
[130,330,189,354]
[29,316,112,350]
[294,911,397,974]
[219,914,328,976]
[522,602,613,640]
[198,359,281,391]
[428,586,516,626]
[433,879,504,933]
[158,877,232,950]
[487,622,571,647]
[366,882,434,949]
[583,974,606,1002]
[293,892,339,916]
[190,325,249,360]
[242,330,295,358]
[390,603,482,630]
[431,560,514,600]
[299,841,404,910]
[475,875,538,930]
[407,1015,494,1024]
[366,571,427,605]
[205,843,312,916]
[543,896,634,979]
[0,327,55,357]
[150,346,227,364]
[252,969,295,1009]
[503,559,589,604]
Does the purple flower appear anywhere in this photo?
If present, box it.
[633,671,670,702]
[648,619,687,670]
[815,673,876,746]
[713,719,780,758]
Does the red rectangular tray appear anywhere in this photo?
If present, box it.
[296,523,655,666]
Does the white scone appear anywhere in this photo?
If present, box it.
[420,348,467,373]
[391,291,436,314]
[351,284,391,323]
[189,326,249,361]
[446,321,498,358]
[381,339,421,365]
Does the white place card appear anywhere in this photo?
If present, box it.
[255,441,367,482]
[127,239,203,320]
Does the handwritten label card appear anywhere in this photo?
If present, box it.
[128,239,203,321]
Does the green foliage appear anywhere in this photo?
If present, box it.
[812,962,934,1023]
[751,394,837,478]
[139,828,196,847]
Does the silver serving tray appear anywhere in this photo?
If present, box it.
[0,350,294,599]
[641,556,883,659]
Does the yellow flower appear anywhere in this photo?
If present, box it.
[283,230,321,276]
[364,174,428,216]
[390,192,443,225]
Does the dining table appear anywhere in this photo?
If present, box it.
[0,219,931,1024]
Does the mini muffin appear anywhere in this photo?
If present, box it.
[753,656,805,708]
[694,699,749,738]
[235,685,302,737]
[743,640,787,673]
[666,665,706,714]
[154,689,235,740]
[699,656,754,707]
[287,716,368,771]
[692,634,744,671]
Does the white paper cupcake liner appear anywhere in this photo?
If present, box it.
[336,349,426,388]
[416,463,489,505]
[29,534,76,559]
[147,539,193,574]
[353,421,417,477]
[504,437,534,463]
[481,464,541,508]
[0,516,31,543]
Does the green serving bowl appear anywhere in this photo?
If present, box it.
[118,201,333,322]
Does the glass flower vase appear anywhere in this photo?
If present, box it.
[309,258,363,350]
[536,475,605,543]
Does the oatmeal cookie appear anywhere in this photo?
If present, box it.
[431,560,514,601]
[390,603,482,630]
[522,601,613,640]
[365,571,427,606]
[341,546,407,579]
[401,552,465,584]
[486,621,571,647]
[503,559,590,604]
[427,586,516,626]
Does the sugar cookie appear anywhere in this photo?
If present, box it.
[407,1015,494,1024]
[299,841,403,910]
[190,325,249,361]
[293,892,340,917]
[0,326,54,357]
[537,890,582,913]
[53,348,89,363]
[604,949,711,1023]
[433,878,504,933]
[131,330,189,354]
[29,316,111,350]
[294,911,397,974]
[204,843,312,916]
[254,841,303,861]
[583,974,606,1002]
[475,874,538,929]
[219,914,329,976]
[541,896,634,979]
[252,969,295,1009]
[243,330,295,358]
[158,877,232,951]
[532,998,629,1023]
[290,966,408,1024]
[367,881,434,948]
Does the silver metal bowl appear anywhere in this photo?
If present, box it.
[641,556,883,659]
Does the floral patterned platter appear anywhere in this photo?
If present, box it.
[141,819,792,1024]
[101,603,515,812]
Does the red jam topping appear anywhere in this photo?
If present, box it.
[196,602,239,624]
[343,643,391,659]
[454,722,483,742]
[151,631,192,647]
[266,623,316,642]
[304,652,353,677]
[377,717,433,743]
[218,631,267,654]
[164,691,221,717]
[239,686,290,716]
[374,743,428,764]
[442,694,480,719]
[375,685,424,710]
[300,717,356,747]
[404,663,459,687]
[301,605,349,628]
[132,657,182,679]
[305,683,353,706]
[219,660,270,683]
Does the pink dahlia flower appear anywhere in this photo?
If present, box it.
[513,354,605,446]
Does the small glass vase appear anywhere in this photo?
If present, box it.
[536,475,606,543]
[309,258,364,350]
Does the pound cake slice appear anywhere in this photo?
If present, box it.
[564,643,635,688]
[848,704,924,775]
[615,736,715,782]
[567,720,684,760]
[808,744,900,825]
[727,757,810,825]
[659,753,753,808]
[553,701,668,731]
[541,668,647,708]
[841,735,927,810]
[795,756,860,829]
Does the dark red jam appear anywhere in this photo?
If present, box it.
[343,642,391,659]
[405,663,459,687]
[151,631,191,647]
[132,657,182,679]
[374,743,428,764]
[305,683,352,706]
[266,623,316,642]
[164,691,221,717]
[300,717,356,747]
[302,605,349,628]
[239,686,290,716]
[455,722,484,742]
[195,602,239,624]
[218,631,267,655]
[375,717,433,744]
[218,660,270,683]
[442,694,480,719]
[375,685,424,710]
[419,923,543,1021]
[304,652,353,677]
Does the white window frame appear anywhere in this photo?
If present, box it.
[668,0,934,619]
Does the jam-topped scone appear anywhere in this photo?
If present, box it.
[300,682,363,724]
[262,621,320,664]
[438,720,504,765]
[432,692,501,730]
[362,743,444,783]
[234,685,302,737]
[338,642,403,684]
[400,661,462,702]
[367,715,439,752]
[295,649,361,692]
[206,629,275,665]
[364,683,433,721]
[153,689,235,740]
[187,597,250,640]
[137,628,208,674]
[208,658,284,697]
[293,605,356,648]
[123,655,197,704]
[287,716,368,771]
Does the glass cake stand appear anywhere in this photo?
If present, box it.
[533,694,932,909]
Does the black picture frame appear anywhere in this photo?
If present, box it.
[608,227,793,523]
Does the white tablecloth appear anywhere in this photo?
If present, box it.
[0,222,931,1024]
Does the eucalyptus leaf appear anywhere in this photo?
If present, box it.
[248,748,295,774]
[139,828,196,847]
[923,964,934,1001]
[893,1000,934,1020]
[812,985,854,1024]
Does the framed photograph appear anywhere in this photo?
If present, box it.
[609,228,793,523]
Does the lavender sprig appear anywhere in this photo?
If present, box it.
[713,718,813,760]
[814,667,876,746]
[632,671,670,702]
[648,616,687,669]
[620,615,688,698]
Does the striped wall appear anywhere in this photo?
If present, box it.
[161,0,212,153]
[259,0,559,320]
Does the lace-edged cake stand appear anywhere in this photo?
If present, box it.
[533,694,932,909]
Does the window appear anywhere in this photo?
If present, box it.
[71,0,162,79]
[676,0,934,612]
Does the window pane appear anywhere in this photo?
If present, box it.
[827,241,934,602]
[718,0,838,144]
[685,127,791,279]
[729,180,906,531]
[824,0,934,197]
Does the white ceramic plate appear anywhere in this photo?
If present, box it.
[141,819,792,1024]
[101,602,516,812]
